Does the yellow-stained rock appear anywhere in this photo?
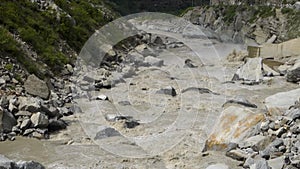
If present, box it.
[204,106,265,151]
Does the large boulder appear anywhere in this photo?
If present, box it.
[294,2,300,10]
[144,56,164,67]
[0,154,15,169]
[24,75,50,99]
[233,58,263,83]
[287,67,300,83]
[265,88,300,116]
[1,109,17,133]
[18,97,41,113]
[0,154,45,169]
[238,135,273,151]
[16,160,45,169]
[204,106,264,151]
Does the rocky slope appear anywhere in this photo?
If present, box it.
[184,4,300,44]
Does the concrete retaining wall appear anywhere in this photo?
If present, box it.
[248,38,300,59]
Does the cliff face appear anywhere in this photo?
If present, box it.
[185,5,300,44]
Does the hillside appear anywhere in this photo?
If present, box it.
[0,0,117,77]
[106,0,210,15]
[185,4,300,44]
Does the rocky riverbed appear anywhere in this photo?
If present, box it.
[1,14,300,169]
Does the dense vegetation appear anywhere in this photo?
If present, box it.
[0,0,115,75]
[106,0,210,15]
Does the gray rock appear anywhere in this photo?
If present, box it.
[65,64,73,74]
[124,119,140,129]
[127,51,145,66]
[233,57,263,83]
[265,88,300,116]
[144,56,164,67]
[295,2,300,10]
[134,44,157,57]
[23,129,35,136]
[290,155,300,166]
[20,119,31,130]
[184,59,198,68]
[244,157,256,168]
[16,160,45,169]
[121,65,135,78]
[0,96,8,107]
[95,94,108,101]
[274,127,287,137]
[181,87,219,95]
[260,121,270,131]
[250,157,271,169]
[223,97,257,108]
[156,86,176,96]
[270,139,284,148]
[206,163,229,169]
[94,127,121,140]
[2,109,17,133]
[8,103,18,114]
[287,67,300,83]
[24,75,50,99]
[0,78,5,85]
[239,135,273,152]
[260,146,280,159]
[268,156,284,169]
[18,97,41,113]
[30,112,49,128]
[118,101,131,106]
[15,111,32,117]
[225,142,238,152]
[48,119,67,131]
[105,114,119,122]
[151,36,164,46]
[40,104,60,118]
[31,131,45,139]
[285,108,300,121]
[0,154,15,169]
[226,149,249,161]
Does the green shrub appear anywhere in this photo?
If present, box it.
[224,5,238,24]
[4,64,13,71]
[281,7,293,14]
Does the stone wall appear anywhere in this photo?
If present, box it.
[260,38,300,58]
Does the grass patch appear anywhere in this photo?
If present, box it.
[4,63,13,71]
